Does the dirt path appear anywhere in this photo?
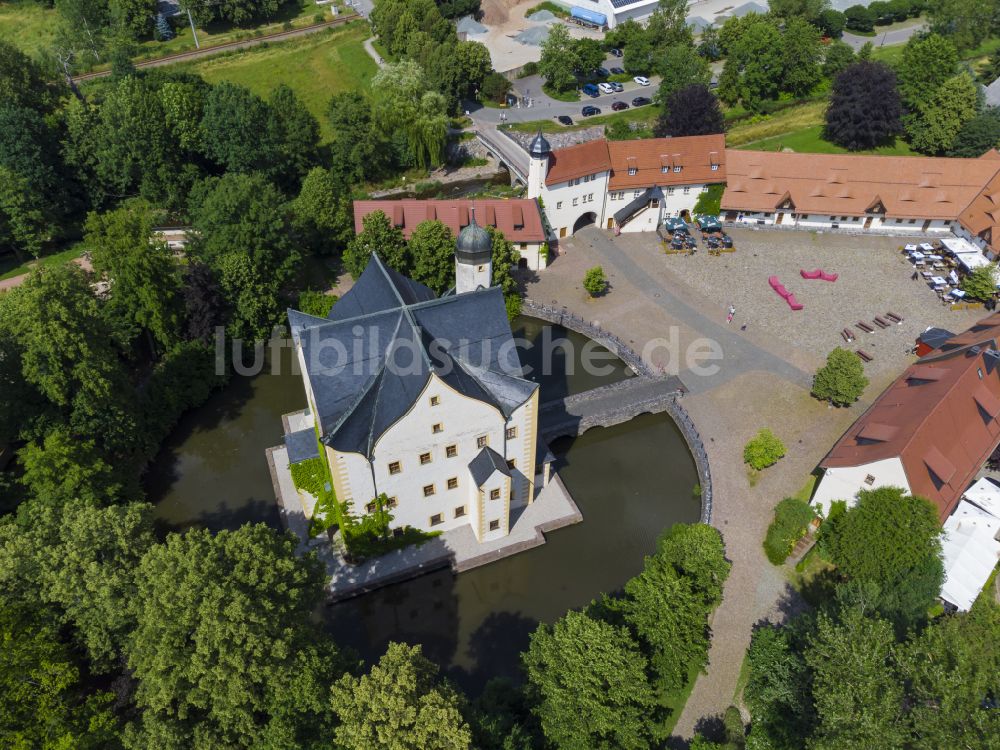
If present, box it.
[72,12,362,82]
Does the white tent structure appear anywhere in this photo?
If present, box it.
[941,494,1000,611]
[941,236,992,271]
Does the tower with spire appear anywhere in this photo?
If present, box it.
[526,129,550,200]
[455,206,493,294]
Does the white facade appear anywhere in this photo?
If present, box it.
[456,255,492,293]
[537,169,611,238]
[605,184,710,233]
[326,373,538,543]
[575,0,660,27]
[728,210,956,235]
[812,457,912,517]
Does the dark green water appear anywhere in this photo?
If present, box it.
[146,319,700,691]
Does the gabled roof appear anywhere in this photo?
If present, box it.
[722,149,1000,222]
[545,139,612,186]
[957,155,1000,253]
[290,255,537,458]
[821,314,1000,520]
[468,446,511,487]
[352,199,546,245]
[606,134,726,190]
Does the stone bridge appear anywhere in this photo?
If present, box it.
[539,375,686,441]
[475,127,528,185]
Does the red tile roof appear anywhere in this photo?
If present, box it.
[821,314,1000,520]
[544,135,727,189]
[352,199,546,244]
[957,153,1000,253]
[607,134,726,190]
[545,140,612,186]
[722,149,1000,222]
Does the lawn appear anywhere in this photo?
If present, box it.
[739,124,917,156]
[0,243,87,282]
[0,1,59,58]
[177,21,375,141]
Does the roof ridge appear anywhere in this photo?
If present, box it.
[371,253,408,308]
[365,313,408,457]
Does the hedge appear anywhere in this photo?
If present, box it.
[764,497,817,565]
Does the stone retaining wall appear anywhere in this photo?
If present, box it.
[522,299,654,376]
[666,397,713,524]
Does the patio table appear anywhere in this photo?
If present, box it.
[904,244,918,252]
[931,276,947,285]
[920,243,934,252]
[921,271,933,277]
[910,251,925,260]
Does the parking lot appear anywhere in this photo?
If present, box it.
[616,227,988,381]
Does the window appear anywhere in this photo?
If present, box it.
[683,187,690,195]
[477,435,488,449]
[864,474,876,486]
[667,187,675,195]
[432,423,443,434]
[661,165,669,173]
[477,264,485,272]
[909,219,916,224]
[633,190,642,198]
[507,458,516,469]
[386,496,397,508]
[673,166,681,173]
[447,477,458,490]
[588,193,594,202]
[430,513,443,526]
[454,506,466,518]
[628,166,637,176]
[365,501,377,513]
[711,164,719,171]
[572,197,578,207]
[423,484,435,497]
[556,201,562,209]
[506,426,517,440]
[895,218,903,224]
[489,520,500,531]
[420,452,432,465]
[829,216,836,221]
[446,444,457,458]
[978,367,984,380]
[520,243,527,250]
[429,395,439,406]
[490,488,501,500]
[388,461,401,475]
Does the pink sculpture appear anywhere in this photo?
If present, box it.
[800,268,838,281]
[769,276,803,310]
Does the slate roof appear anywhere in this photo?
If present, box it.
[285,428,320,465]
[984,77,1000,108]
[469,446,511,487]
[290,255,537,458]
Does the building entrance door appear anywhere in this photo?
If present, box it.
[776,213,784,225]
[864,216,873,229]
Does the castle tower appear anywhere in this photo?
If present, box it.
[527,129,550,199]
[455,207,492,294]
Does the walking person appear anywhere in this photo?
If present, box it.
[727,304,736,324]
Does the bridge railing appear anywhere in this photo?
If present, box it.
[522,299,654,377]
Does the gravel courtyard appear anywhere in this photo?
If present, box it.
[614,227,987,382]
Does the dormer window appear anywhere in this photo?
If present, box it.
[628,167,637,176]
[864,474,876,485]
[661,165,669,173]
[711,164,719,171]
[673,166,682,173]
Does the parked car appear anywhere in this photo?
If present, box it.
[581,105,602,117]
[631,96,651,107]
[598,82,615,95]
[557,115,573,126]
[581,83,600,98]
[633,76,651,86]
[611,81,624,92]
[596,67,610,78]
[610,66,624,75]
[611,101,629,111]
[610,47,623,57]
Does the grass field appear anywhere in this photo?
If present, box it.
[0,243,86,282]
[0,1,59,58]
[738,124,917,155]
[177,22,375,141]
[725,101,827,146]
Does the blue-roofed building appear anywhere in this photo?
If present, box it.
[287,232,542,544]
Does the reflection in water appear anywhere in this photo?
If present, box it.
[145,319,699,693]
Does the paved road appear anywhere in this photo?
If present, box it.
[72,12,362,81]
[842,21,927,50]
[362,36,385,68]
[476,126,529,179]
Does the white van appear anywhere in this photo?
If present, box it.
[598,82,615,95]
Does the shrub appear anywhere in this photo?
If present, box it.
[744,429,786,471]
[289,457,326,496]
[518,61,539,78]
[693,184,725,216]
[339,494,440,559]
[481,71,512,103]
[297,289,337,318]
[960,263,998,301]
[812,347,869,406]
[764,497,818,565]
[583,266,607,296]
[844,4,875,31]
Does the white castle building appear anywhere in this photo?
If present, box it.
[525,131,727,238]
[286,213,543,543]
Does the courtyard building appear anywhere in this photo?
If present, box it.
[286,214,541,544]
[722,149,1000,258]
[352,198,549,271]
[526,131,727,237]
[813,313,1000,522]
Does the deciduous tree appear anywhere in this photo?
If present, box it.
[822,39,856,79]
[331,642,472,750]
[948,107,1000,156]
[652,44,712,106]
[825,60,902,150]
[409,219,455,294]
[291,167,353,257]
[908,72,979,154]
[780,17,823,96]
[959,262,998,300]
[523,610,659,750]
[344,210,408,279]
[811,346,869,405]
[655,84,725,137]
[927,0,999,50]
[539,24,578,93]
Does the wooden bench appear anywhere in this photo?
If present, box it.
[856,349,873,362]
[874,317,890,329]
[841,328,855,343]
[886,311,904,324]
[856,321,875,333]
